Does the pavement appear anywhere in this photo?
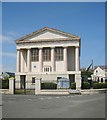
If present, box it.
[2,93,106,118]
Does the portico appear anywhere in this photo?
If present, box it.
[15,27,81,89]
[16,46,80,72]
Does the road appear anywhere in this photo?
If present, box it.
[2,93,106,118]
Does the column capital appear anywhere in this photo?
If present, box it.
[75,46,80,48]
[17,49,20,51]
[27,48,31,50]
[51,47,55,49]
[63,46,68,48]
[38,47,43,50]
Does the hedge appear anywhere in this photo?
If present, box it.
[93,83,107,89]
[81,82,90,89]
[70,82,76,89]
[41,82,57,89]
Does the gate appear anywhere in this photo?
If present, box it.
[14,79,35,95]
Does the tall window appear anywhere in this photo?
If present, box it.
[31,48,39,61]
[43,48,51,61]
[55,47,63,61]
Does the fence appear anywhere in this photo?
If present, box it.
[14,80,35,95]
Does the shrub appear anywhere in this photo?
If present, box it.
[104,82,107,88]
[70,82,76,89]
[93,83,107,89]
[82,82,90,89]
[41,82,57,89]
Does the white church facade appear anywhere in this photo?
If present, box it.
[15,27,81,89]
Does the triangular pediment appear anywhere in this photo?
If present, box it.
[16,27,80,43]
[29,31,68,40]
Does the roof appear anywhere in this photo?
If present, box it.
[4,72,15,76]
[16,27,80,44]
[94,66,107,72]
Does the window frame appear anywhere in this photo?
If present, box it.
[31,48,39,61]
[55,47,63,61]
[43,48,51,61]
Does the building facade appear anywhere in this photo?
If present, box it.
[91,66,107,83]
[15,27,81,89]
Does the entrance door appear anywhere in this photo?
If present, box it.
[20,75,26,89]
[69,74,75,88]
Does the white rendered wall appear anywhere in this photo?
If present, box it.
[93,67,105,77]
[56,61,65,72]
[31,62,40,72]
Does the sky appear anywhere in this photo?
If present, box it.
[1,2,105,73]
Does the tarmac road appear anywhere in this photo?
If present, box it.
[2,93,106,118]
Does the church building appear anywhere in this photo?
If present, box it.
[15,27,81,89]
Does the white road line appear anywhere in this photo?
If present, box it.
[28,99,32,101]
[8,98,16,99]
[39,98,45,100]
[47,97,52,99]
[56,97,60,98]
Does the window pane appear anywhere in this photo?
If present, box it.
[55,47,63,61]
[32,77,35,83]
[31,48,39,61]
[43,48,51,61]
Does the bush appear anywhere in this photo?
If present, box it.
[93,83,107,89]
[70,82,76,89]
[104,82,107,88]
[82,82,90,89]
[41,82,57,89]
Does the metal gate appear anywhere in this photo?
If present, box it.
[14,78,35,95]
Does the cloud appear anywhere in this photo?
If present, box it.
[0,35,15,44]
[0,31,19,44]
[0,52,16,58]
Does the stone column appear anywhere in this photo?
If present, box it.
[51,47,55,72]
[27,48,31,72]
[39,48,43,72]
[20,49,24,72]
[9,77,15,94]
[75,46,79,71]
[35,78,41,95]
[63,47,68,71]
[16,49,20,72]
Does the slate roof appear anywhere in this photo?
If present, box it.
[16,27,80,44]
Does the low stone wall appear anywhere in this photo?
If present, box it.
[37,89,107,95]
[81,88,107,95]
[0,89,9,94]
[39,89,69,95]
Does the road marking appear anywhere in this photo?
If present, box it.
[56,97,60,98]
[39,98,45,100]
[28,99,32,101]
[47,97,52,99]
